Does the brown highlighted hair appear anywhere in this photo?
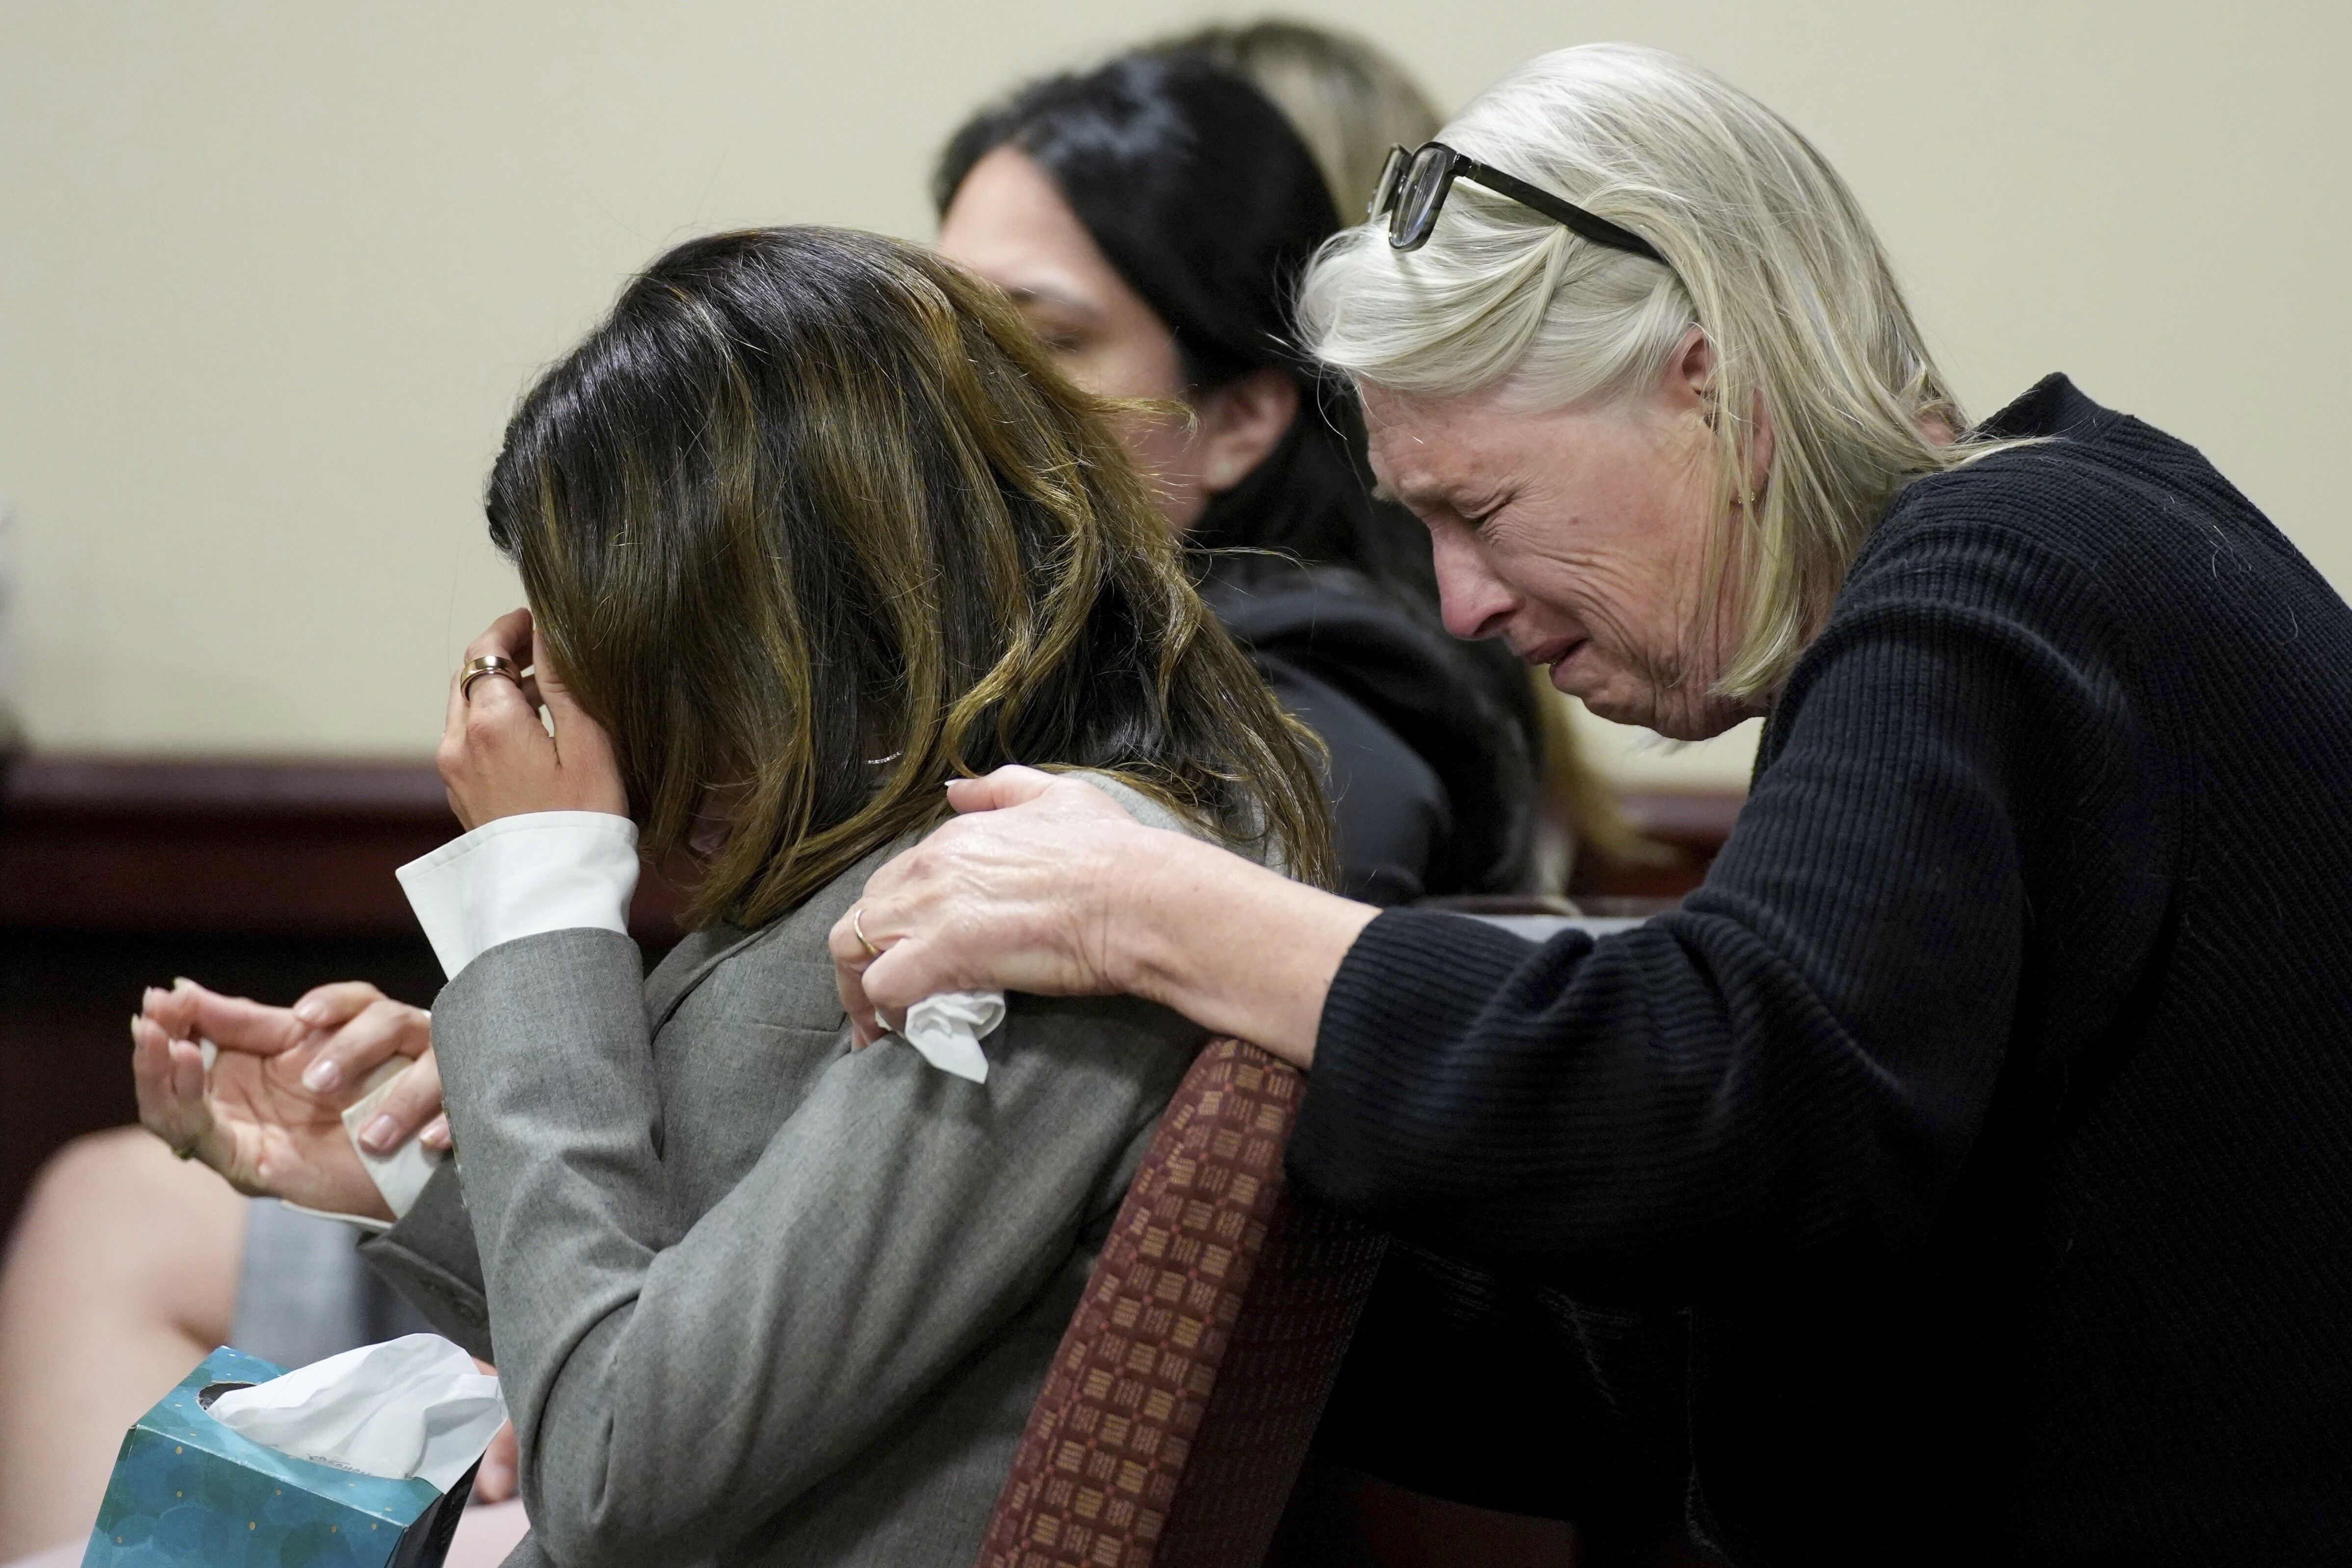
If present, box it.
[486,226,1335,929]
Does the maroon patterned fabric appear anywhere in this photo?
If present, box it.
[977,1038,1384,1568]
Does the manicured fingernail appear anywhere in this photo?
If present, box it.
[421,1118,451,1151]
[293,1000,327,1023]
[360,1115,399,1153]
[142,987,167,1010]
[302,1058,341,1093]
[172,977,193,989]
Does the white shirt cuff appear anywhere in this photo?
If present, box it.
[368,811,637,1221]
[396,811,641,981]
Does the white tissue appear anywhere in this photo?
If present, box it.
[207,1334,505,1492]
[339,1058,447,1219]
[899,990,1004,1083]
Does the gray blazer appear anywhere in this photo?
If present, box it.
[360,780,1219,1567]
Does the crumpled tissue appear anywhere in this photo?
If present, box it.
[900,990,1005,1083]
[339,1057,446,1218]
[207,1334,505,1492]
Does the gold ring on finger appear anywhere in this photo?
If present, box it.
[852,906,881,958]
[460,654,524,702]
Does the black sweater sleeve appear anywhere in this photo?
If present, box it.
[1288,504,2176,1298]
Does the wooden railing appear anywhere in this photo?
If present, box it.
[0,757,690,938]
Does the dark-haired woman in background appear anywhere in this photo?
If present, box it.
[935,53,1543,906]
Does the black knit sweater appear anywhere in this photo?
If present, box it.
[1289,377,2352,1566]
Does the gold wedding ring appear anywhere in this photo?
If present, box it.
[460,654,524,702]
[852,906,881,958]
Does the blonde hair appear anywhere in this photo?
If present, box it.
[1300,43,2009,700]
[1157,19,1440,218]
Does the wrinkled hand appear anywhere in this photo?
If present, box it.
[132,979,442,1220]
[829,766,1160,1046]
[439,607,625,831]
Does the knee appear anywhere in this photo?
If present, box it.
[5,1127,246,1339]
[26,1125,171,1194]
[20,1126,231,1233]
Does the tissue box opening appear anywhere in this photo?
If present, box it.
[81,1348,477,1568]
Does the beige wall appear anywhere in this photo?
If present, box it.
[4,0,2344,789]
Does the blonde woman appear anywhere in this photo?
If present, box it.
[1154,18,1652,895]
[837,44,2352,1566]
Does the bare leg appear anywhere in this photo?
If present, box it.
[0,1128,246,1558]
[444,1501,532,1568]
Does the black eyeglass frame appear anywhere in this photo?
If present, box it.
[1370,141,1665,265]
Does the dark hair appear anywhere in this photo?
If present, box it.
[933,53,1445,598]
[486,226,1336,927]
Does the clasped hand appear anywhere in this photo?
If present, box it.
[131,980,444,1222]
[129,608,620,1214]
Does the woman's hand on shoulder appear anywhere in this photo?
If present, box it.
[438,608,626,831]
[830,766,1164,1046]
[130,978,446,1220]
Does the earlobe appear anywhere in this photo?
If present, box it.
[1196,368,1300,494]
[1675,329,1771,495]
[1675,327,1716,403]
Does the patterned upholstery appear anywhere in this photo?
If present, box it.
[978,1037,1385,1568]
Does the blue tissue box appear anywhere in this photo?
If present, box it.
[81,1346,476,1568]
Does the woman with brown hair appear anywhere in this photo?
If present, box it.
[134,224,1331,1567]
